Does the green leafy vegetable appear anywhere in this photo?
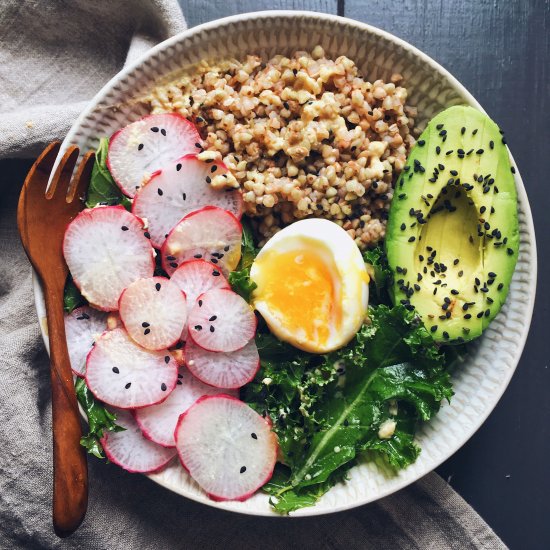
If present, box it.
[243,304,452,513]
[63,275,85,313]
[229,219,258,302]
[75,377,125,459]
[85,137,131,210]
[363,247,392,305]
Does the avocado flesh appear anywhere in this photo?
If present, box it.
[386,105,519,343]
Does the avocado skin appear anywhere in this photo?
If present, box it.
[386,105,519,344]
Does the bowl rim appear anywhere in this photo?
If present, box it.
[35,9,538,517]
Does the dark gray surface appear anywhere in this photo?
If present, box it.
[178,1,550,547]
[1,0,547,548]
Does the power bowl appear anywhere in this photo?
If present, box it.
[34,11,536,516]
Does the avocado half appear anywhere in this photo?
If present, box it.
[386,105,519,344]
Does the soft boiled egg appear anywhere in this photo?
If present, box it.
[250,219,369,353]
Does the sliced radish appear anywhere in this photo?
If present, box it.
[107,114,202,198]
[119,277,187,351]
[161,206,242,276]
[63,206,154,311]
[86,328,178,409]
[171,259,230,339]
[171,260,231,307]
[175,395,278,501]
[188,289,256,352]
[185,338,259,389]
[64,306,108,377]
[134,367,236,447]
[133,155,243,248]
[101,408,176,473]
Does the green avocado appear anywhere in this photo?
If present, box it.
[386,105,519,344]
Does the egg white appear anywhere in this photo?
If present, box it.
[250,218,369,353]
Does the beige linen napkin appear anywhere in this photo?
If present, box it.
[0,1,506,548]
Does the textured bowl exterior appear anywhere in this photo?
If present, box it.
[34,11,536,516]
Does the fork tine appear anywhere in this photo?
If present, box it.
[34,141,62,176]
[47,146,79,200]
[68,151,95,203]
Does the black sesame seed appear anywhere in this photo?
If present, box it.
[125,382,131,389]
[112,367,119,374]
[155,283,161,291]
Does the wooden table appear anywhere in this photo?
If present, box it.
[180,1,549,548]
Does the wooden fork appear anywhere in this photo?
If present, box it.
[18,142,95,537]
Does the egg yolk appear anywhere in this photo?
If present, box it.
[253,247,341,345]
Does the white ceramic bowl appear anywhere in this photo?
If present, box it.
[35,11,537,516]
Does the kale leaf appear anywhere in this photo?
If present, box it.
[63,275,85,313]
[85,137,131,210]
[243,304,452,514]
[229,219,258,302]
[363,247,393,305]
[75,377,124,459]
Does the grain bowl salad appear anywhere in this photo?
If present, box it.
[61,47,519,513]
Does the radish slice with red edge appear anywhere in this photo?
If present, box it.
[119,277,187,351]
[133,155,243,248]
[86,328,178,409]
[64,306,108,377]
[174,394,278,501]
[63,206,154,311]
[101,408,176,473]
[134,367,236,447]
[184,338,259,389]
[107,113,202,198]
[187,288,256,352]
[161,206,242,276]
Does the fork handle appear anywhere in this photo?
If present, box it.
[44,284,88,537]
